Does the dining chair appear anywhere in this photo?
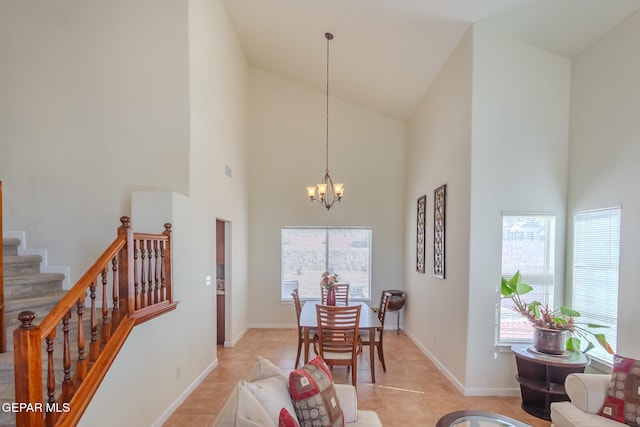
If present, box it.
[361,291,391,375]
[314,304,362,385]
[320,283,350,305]
[291,288,315,368]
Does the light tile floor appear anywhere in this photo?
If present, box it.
[164,328,552,427]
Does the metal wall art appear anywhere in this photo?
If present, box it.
[433,185,446,279]
[416,195,426,273]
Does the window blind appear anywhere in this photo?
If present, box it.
[572,207,621,364]
[499,215,556,344]
[281,227,372,301]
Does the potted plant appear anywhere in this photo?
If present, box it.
[501,271,614,355]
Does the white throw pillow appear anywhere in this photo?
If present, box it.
[244,376,297,426]
[236,381,277,427]
[247,355,288,382]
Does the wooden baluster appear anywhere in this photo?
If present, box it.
[45,331,56,426]
[159,240,166,302]
[153,240,160,304]
[89,276,100,363]
[132,238,139,310]
[62,311,72,401]
[103,261,113,345]
[147,239,153,306]
[112,256,121,328]
[76,298,87,381]
[140,239,147,309]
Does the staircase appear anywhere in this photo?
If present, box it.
[1,237,66,427]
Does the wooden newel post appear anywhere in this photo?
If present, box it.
[13,311,45,427]
[163,223,173,303]
[117,217,134,318]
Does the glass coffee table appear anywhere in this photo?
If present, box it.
[436,410,531,427]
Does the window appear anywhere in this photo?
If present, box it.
[572,207,620,364]
[281,227,372,301]
[498,214,556,344]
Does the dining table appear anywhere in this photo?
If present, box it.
[299,300,382,382]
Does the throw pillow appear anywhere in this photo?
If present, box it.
[600,354,640,426]
[248,355,287,383]
[278,408,301,427]
[244,375,297,426]
[289,356,344,427]
[237,380,277,427]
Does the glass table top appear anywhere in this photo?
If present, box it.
[450,415,529,427]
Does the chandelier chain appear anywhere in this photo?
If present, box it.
[325,32,331,172]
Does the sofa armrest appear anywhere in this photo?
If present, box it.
[565,373,610,414]
[335,384,358,423]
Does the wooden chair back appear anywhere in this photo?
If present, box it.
[291,288,302,327]
[321,283,350,305]
[377,291,392,326]
[315,304,361,385]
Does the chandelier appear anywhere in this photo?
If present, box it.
[306,32,344,210]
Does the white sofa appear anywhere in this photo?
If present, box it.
[550,373,624,427]
[211,356,382,427]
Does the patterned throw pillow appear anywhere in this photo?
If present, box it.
[600,354,640,426]
[288,356,344,427]
[278,408,301,427]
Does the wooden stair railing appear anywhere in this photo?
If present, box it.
[1,180,5,353]
[13,216,178,427]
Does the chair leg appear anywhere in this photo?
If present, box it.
[352,361,357,386]
[295,339,302,369]
[377,342,386,372]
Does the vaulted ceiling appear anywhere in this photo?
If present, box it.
[222,0,640,121]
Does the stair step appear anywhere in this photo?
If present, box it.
[1,237,68,427]
[2,237,20,256]
[3,273,65,300]
[3,255,43,276]
[4,292,68,349]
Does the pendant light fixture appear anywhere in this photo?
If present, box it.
[306,32,344,210]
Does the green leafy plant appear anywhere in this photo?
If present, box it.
[501,271,614,354]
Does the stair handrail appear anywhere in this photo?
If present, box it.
[1,180,4,353]
[13,216,177,427]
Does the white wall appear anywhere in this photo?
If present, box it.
[82,1,251,424]
[404,30,473,389]
[247,69,405,327]
[567,10,640,360]
[0,0,250,425]
[466,28,571,394]
[187,0,250,347]
[0,0,190,281]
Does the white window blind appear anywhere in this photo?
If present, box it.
[281,227,372,301]
[572,207,621,364]
[498,215,556,344]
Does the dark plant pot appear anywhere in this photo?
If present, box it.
[533,327,568,355]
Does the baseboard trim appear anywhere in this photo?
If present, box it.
[151,358,218,427]
[402,327,520,396]
[224,325,250,347]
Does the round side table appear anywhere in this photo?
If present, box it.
[385,290,405,334]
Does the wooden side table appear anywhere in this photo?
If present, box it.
[511,344,589,420]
